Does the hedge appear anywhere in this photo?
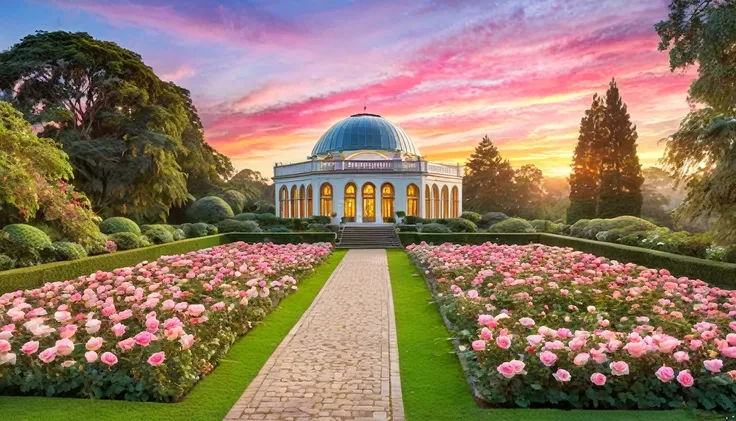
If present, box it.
[398,232,736,288]
[0,232,336,293]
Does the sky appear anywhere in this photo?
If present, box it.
[0,0,695,178]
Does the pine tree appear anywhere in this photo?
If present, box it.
[597,79,644,218]
[462,135,516,212]
[567,94,603,223]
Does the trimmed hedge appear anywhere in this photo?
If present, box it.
[0,232,337,293]
[398,232,736,288]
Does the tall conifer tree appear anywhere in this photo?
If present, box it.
[462,135,516,212]
[567,95,603,223]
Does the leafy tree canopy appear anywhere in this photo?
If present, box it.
[462,135,516,213]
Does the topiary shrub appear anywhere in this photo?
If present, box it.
[580,216,657,240]
[267,225,292,233]
[420,223,452,233]
[255,213,278,226]
[724,246,736,264]
[310,215,330,224]
[530,219,561,234]
[141,225,174,244]
[404,216,423,225]
[2,224,52,249]
[109,232,150,251]
[99,217,141,235]
[460,211,482,223]
[172,228,186,241]
[0,254,14,271]
[49,241,88,261]
[307,223,330,233]
[396,224,418,232]
[217,219,260,233]
[488,218,536,233]
[188,222,210,238]
[569,219,591,237]
[206,224,218,235]
[234,213,257,221]
[478,212,509,230]
[218,190,247,214]
[83,233,111,256]
[186,196,234,223]
[291,218,311,231]
[447,218,478,233]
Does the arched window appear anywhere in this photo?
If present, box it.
[432,184,440,219]
[451,186,459,218]
[320,183,333,216]
[299,185,306,218]
[306,185,313,217]
[344,183,356,222]
[279,186,289,217]
[407,184,419,217]
[290,185,298,218]
[441,185,449,218]
[425,185,431,218]
[381,183,395,222]
[362,183,376,223]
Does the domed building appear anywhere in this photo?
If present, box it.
[273,113,463,223]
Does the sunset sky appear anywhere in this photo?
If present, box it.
[1,0,695,178]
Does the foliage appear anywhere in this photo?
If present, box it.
[225,169,270,209]
[109,232,151,251]
[44,241,88,261]
[99,217,141,235]
[206,224,218,235]
[634,228,713,259]
[420,223,452,233]
[396,224,419,232]
[656,0,736,245]
[446,218,479,233]
[488,218,536,233]
[572,216,657,241]
[2,223,52,249]
[0,254,13,271]
[216,219,260,233]
[172,228,186,241]
[640,167,682,229]
[218,190,247,215]
[463,136,516,213]
[310,215,330,225]
[267,225,292,233]
[530,219,562,234]
[234,213,257,221]
[141,225,174,244]
[510,164,547,220]
[478,212,510,230]
[307,223,330,233]
[460,211,482,223]
[186,196,234,224]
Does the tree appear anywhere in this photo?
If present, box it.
[0,101,100,245]
[511,164,546,220]
[462,135,516,213]
[0,31,231,221]
[656,0,736,244]
[568,95,604,223]
[597,79,644,218]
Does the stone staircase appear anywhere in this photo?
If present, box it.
[336,225,402,249]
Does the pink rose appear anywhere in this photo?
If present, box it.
[657,337,681,353]
[722,347,736,358]
[85,319,101,334]
[85,351,98,362]
[624,341,647,358]
[188,304,205,316]
[118,338,136,352]
[496,336,511,350]
[480,327,492,340]
[704,359,724,373]
[179,334,195,351]
[527,335,544,347]
[55,338,75,356]
[21,341,39,355]
[100,351,118,367]
[472,340,486,351]
[539,351,558,367]
[111,323,127,337]
[728,370,736,381]
[656,366,675,383]
[134,331,154,347]
[0,339,10,353]
[553,368,571,382]
[54,311,72,323]
[510,360,525,374]
[590,348,608,364]
[38,347,57,364]
[59,324,78,339]
[145,318,160,333]
[519,317,535,327]
[568,337,586,352]
[573,353,590,366]
[673,351,689,362]
[690,339,703,350]
[86,337,104,351]
[147,351,166,366]
[497,362,517,379]
[677,370,694,387]
[590,372,607,386]
[610,361,629,376]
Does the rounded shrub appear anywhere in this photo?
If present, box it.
[255,213,278,226]
[307,223,330,233]
[420,223,452,233]
[84,233,111,256]
[396,224,418,232]
[569,219,591,237]
[206,224,218,235]
[478,212,509,230]
[234,213,257,221]
[186,196,234,223]
[217,219,260,233]
[142,225,174,244]
[188,222,210,238]
[0,254,14,271]
[403,215,423,225]
[219,190,247,214]
[2,224,52,249]
[530,219,561,234]
[488,218,536,233]
[99,217,141,235]
[50,241,88,261]
[267,225,292,233]
[460,211,482,223]
[310,215,331,224]
[447,218,478,233]
[109,232,150,251]
[173,228,186,241]
[580,216,657,240]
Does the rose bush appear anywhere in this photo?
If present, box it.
[0,241,332,401]
[407,241,736,410]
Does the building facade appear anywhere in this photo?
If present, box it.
[273,113,463,223]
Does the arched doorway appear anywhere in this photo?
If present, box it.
[425,185,431,218]
[432,184,440,219]
[306,185,313,217]
[279,186,289,217]
[441,185,449,218]
[362,183,376,223]
[320,183,333,216]
[299,185,306,218]
[451,186,459,218]
[290,185,298,218]
[407,184,419,217]
[344,183,356,222]
[381,183,395,222]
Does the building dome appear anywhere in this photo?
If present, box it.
[311,113,420,157]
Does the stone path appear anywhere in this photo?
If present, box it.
[225,249,404,421]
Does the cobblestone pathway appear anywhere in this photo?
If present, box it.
[225,249,404,421]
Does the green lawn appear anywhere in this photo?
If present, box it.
[0,249,348,421]
[386,249,699,421]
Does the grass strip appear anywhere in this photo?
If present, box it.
[0,249,348,421]
[386,249,697,421]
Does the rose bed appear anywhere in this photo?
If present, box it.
[407,242,736,411]
[0,241,332,401]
